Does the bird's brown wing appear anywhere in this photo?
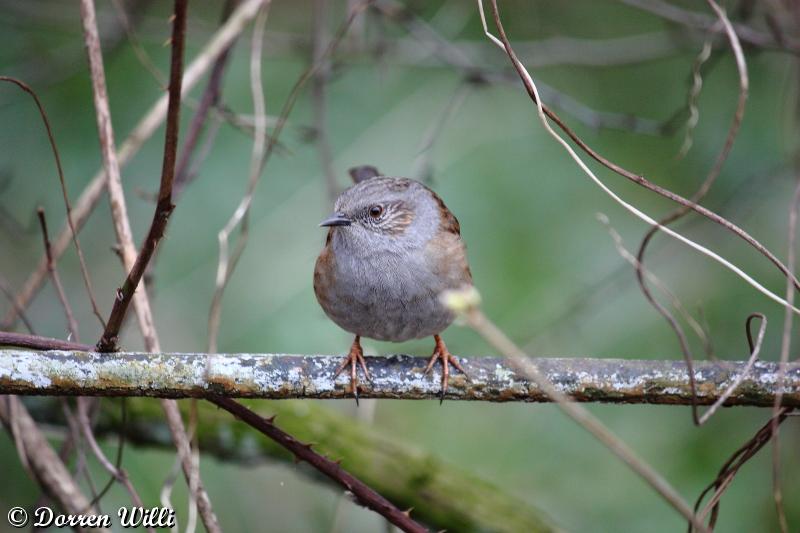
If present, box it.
[428,188,461,236]
[424,187,472,285]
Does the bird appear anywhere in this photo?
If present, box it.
[314,165,473,402]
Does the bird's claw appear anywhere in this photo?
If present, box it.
[424,336,470,403]
[334,337,371,404]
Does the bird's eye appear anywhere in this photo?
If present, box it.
[369,205,383,218]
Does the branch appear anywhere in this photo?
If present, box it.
[0,350,797,406]
[1,0,269,330]
[0,77,105,328]
[36,208,79,341]
[78,1,220,530]
[0,397,106,533]
[172,0,238,196]
[479,0,800,309]
[24,397,558,533]
[94,0,186,352]
[620,0,800,54]
[208,396,427,533]
[0,332,91,351]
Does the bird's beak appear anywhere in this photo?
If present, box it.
[319,212,351,227]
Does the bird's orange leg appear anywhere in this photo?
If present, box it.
[424,335,469,402]
[334,335,371,403]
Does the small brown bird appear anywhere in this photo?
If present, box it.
[314,166,473,401]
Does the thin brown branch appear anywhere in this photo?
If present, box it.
[482,0,800,307]
[207,0,370,352]
[83,399,129,510]
[94,0,187,352]
[27,396,557,533]
[450,294,706,531]
[77,1,221,530]
[770,176,800,533]
[692,408,792,531]
[208,396,428,533]
[110,0,166,88]
[697,313,764,425]
[312,0,339,201]
[135,1,238,302]
[0,397,107,533]
[620,0,800,54]
[0,77,105,328]
[1,0,268,331]
[598,214,712,355]
[58,400,102,510]
[0,331,93,351]
[635,0,749,426]
[37,207,79,341]
[376,0,673,137]
[74,398,151,531]
[207,4,271,354]
[0,274,36,334]
[173,0,238,197]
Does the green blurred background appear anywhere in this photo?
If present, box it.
[1,0,799,531]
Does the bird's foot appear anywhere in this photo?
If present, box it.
[334,336,370,404]
[424,335,469,403]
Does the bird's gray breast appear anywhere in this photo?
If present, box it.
[323,247,454,342]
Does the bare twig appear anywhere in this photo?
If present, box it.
[209,395,427,533]
[0,331,92,351]
[0,77,105,328]
[26,397,557,533]
[83,399,129,510]
[620,0,800,54]
[478,0,800,315]
[93,0,186,352]
[597,214,712,353]
[769,177,800,533]
[37,207,79,341]
[207,4,271,353]
[1,0,269,330]
[142,1,238,305]
[74,398,151,529]
[696,314,764,425]
[173,0,238,197]
[634,0,749,426]
[312,0,339,201]
[693,408,792,531]
[0,274,36,334]
[110,0,165,87]
[0,397,107,533]
[677,38,713,158]
[207,0,370,352]
[78,1,221,530]
[58,401,103,511]
[447,292,707,531]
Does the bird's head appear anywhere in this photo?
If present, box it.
[319,175,441,254]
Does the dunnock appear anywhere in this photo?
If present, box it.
[314,166,473,401]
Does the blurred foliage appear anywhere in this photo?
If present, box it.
[1,0,800,531]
